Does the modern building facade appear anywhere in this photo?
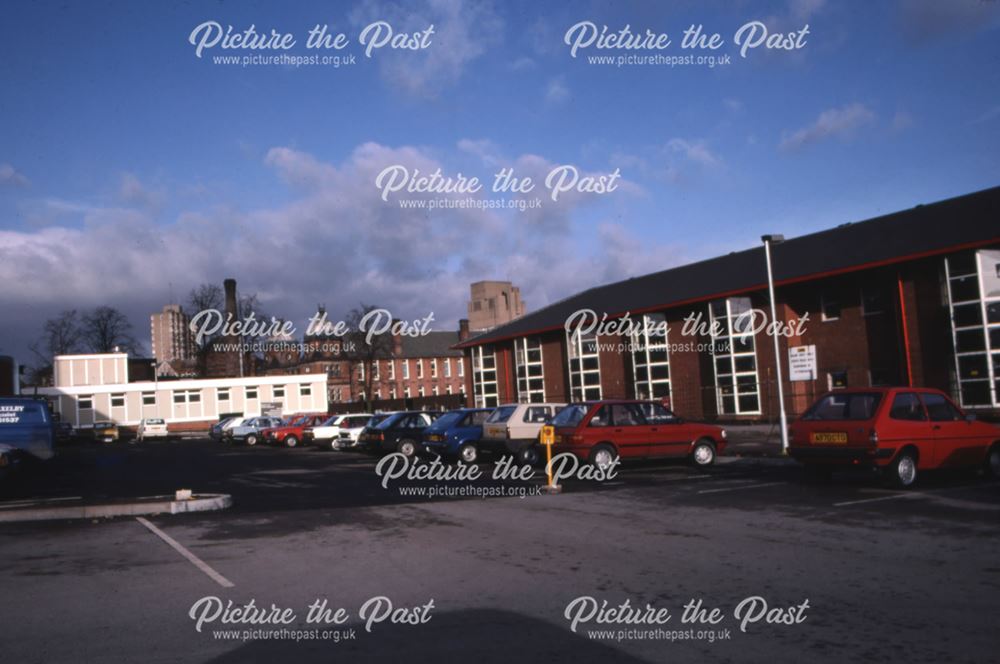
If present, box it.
[150,304,195,363]
[467,281,525,332]
[456,186,1000,420]
[38,353,328,431]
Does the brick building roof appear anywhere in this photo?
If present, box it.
[400,331,464,358]
[457,185,1000,348]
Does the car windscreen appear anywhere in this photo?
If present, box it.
[485,406,517,423]
[375,413,405,430]
[802,393,883,421]
[427,411,465,431]
[145,419,165,425]
[551,404,588,427]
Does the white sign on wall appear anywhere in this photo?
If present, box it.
[788,345,817,381]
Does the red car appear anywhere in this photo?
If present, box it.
[550,400,727,469]
[789,387,1000,488]
[263,414,328,448]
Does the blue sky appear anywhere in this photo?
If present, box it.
[1,0,998,364]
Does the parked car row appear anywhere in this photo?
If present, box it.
[204,386,1000,489]
[349,400,728,471]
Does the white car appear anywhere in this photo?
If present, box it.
[306,413,374,450]
[480,403,567,464]
[333,413,394,450]
[136,418,169,442]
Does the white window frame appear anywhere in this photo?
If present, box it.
[945,251,999,408]
[471,345,499,407]
[630,313,671,401]
[514,337,546,403]
[566,327,602,401]
[709,298,762,415]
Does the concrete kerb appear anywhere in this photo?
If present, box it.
[0,493,232,523]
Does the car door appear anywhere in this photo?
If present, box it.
[641,403,692,458]
[883,392,934,467]
[608,403,651,459]
[920,392,976,468]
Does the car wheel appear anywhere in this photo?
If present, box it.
[984,445,1000,479]
[691,439,716,467]
[246,434,258,447]
[398,439,417,457]
[330,439,339,451]
[459,444,478,464]
[803,464,833,482]
[285,435,299,449]
[589,444,616,470]
[885,450,917,489]
[518,446,540,467]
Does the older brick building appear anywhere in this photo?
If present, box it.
[456,186,1000,421]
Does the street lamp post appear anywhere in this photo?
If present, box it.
[761,234,789,454]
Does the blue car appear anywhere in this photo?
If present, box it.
[420,408,494,463]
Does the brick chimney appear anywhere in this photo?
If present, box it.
[223,278,238,323]
[459,318,470,342]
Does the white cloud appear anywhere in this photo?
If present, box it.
[456,138,502,167]
[667,138,721,168]
[974,105,1000,125]
[510,56,535,71]
[349,0,504,96]
[0,143,647,361]
[119,173,165,211]
[897,0,1000,42]
[779,103,876,151]
[0,163,29,187]
[544,76,569,104]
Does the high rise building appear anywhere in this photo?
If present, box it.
[467,281,525,332]
[150,304,195,363]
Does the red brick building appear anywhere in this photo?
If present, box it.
[456,187,1000,421]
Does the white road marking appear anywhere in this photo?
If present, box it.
[697,481,785,495]
[833,485,982,507]
[136,517,234,588]
[833,493,920,507]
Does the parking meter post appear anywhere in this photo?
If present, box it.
[541,425,561,494]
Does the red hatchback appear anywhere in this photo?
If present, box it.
[550,400,727,469]
[263,414,328,448]
[789,387,1000,488]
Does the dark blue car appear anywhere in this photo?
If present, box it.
[420,408,493,463]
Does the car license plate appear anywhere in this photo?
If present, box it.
[811,432,848,444]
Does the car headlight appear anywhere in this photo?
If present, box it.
[721,429,727,439]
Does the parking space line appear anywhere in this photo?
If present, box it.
[136,517,234,588]
[697,481,785,495]
[833,484,985,507]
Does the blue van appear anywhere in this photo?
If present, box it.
[0,398,56,462]
[420,408,493,463]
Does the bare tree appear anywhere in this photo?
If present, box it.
[81,306,140,354]
[186,283,223,323]
[343,303,395,407]
[186,282,269,376]
[28,310,83,385]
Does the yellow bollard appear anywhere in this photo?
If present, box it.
[540,425,561,494]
